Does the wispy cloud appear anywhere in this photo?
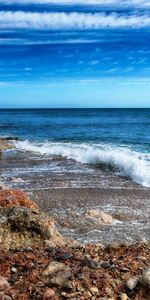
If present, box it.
[0,11,150,30]
[1,0,150,8]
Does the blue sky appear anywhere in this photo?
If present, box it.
[0,0,150,108]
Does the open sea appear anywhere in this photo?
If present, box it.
[0,108,150,244]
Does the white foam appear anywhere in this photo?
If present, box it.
[14,140,150,187]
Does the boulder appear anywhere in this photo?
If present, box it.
[0,206,67,250]
[140,268,150,286]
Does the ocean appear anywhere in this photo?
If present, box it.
[0,108,150,188]
[0,108,150,244]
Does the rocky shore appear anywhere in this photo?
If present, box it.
[0,138,150,299]
[0,186,149,300]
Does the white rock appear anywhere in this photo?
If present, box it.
[126,276,139,290]
[140,268,150,286]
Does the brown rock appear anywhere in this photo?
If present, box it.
[0,276,10,292]
[43,261,65,276]
[43,288,55,299]
[0,189,38,211]
[49,270,71,287]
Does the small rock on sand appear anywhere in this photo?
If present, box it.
[85,210,114,225]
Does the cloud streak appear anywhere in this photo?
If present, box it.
[1,0,150,8]
[0,11,150,30]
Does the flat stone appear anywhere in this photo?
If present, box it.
[82,256,101,269]
[49,270,71,287]
[43,261,65,276]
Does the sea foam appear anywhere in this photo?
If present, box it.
[14,140,150,187]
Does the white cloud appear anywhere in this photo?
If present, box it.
[0,11,150,30]
[1,0,150,8]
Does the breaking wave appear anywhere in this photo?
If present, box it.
[14,140,150,187]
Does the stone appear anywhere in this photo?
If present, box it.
[89,287,99,294]
[0,276,10,291]
[43,288,55,299]
[0,205,67,250]
[140,268,150,286]
[121,293,128,300]
[0,189,38,211]
[43,261,65,276]
[82,256,101,269]
[85,210,114,225]
[0,184,10,191]
[101,261,111,269]
[49,270,71,287]
[126,276,139,291]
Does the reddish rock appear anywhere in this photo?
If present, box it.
[43,288,56,299]
[0,189,39,211]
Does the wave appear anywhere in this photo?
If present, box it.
[14,140,150,187]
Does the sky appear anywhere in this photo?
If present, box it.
[0,0,150,108]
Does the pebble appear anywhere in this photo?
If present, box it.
[43,288,55,299]
[121,293,128,300]
[11,267,17,273]
[49,270,71,288]
[101,261,111,269]
[82,256,101,269]
[0,276,10,292]
[140,268,150,286]
[89,287,99,294]
[126,276,139,291]
[43,261,65,276]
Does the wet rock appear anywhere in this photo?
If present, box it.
[82,256,101,269]
[85,210,114,225]
[43,288,56,299]
[140,268,150,286]
[125,276,139,291]
[0,276,10,291]
[43,261,65,276]
[49,270,71,287]
[0,139,13,153]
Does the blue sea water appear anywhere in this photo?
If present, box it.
[0,108,150,187]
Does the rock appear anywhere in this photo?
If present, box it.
[85,210,114,225]
[43,288,56,299]
[101,261,111,269]
[121,293,128,300]
[49,270,71,287]
[0,184,10,191]
[43,261,65,276]
[126,276,139,291]
[82,256,101,269]
[0,139,13,154]
[0,189,38,211]
[0,206,67,250]
[0,276,10,291]
[89,287,99,294]
[140,268,150,286]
